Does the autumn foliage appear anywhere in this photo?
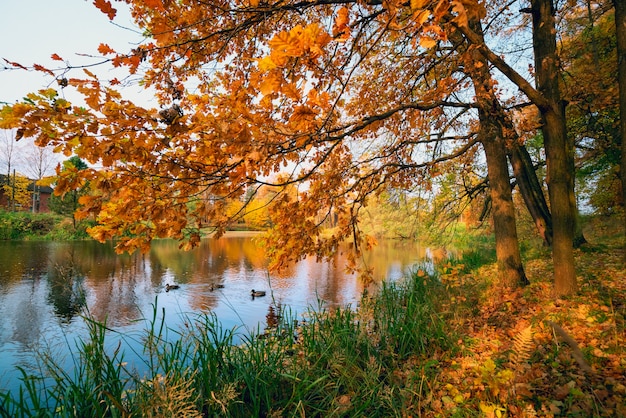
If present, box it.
[0,0,480,265]
[0,0,623,295]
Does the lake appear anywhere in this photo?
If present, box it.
[0,233,440,394]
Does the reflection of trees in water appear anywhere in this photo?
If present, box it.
[86,251,148,326]
[0,242,50,289]
[46,259,86,324]
[148,237,269,312]
[205,237,267,277]
[295,241,431,307]
[148,237,263,281]
[45,242,150,326]
[305,252,361,307]
[2,237,431,337]
[10,278,46,348]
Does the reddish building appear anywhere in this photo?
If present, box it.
[0,174,54,213]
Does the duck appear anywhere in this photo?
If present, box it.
[210,284,225,291]
[251,289,266,298]
[165,284,180,292]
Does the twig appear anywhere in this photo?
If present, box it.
[545,320,594,375]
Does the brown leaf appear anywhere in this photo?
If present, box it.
[93,0,116,20]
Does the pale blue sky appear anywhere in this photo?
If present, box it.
[0,0,142,104]
[0,1,148,175]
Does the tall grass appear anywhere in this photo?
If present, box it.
[0,271,451,417]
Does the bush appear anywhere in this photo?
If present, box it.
[0,211,89,240]
[0,211,49,239]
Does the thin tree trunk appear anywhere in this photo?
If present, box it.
[482,135,529,287]
[614,0,626,252]
[531,0,577,295]
[465,19,529,288]
[507,133,553,246]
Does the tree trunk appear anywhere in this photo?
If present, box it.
[482,136,529,287]
[531,0,577,295]
[507,133,553,246]
[464,19,529,288]
[614,0,626,251]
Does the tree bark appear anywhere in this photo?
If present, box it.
[457,0,578,294]
[507,132,553,246]
[614,0,626,251]
[530,0,577,295]
[464,19,529,288]
[482,135,529,287]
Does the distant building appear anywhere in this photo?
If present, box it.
[0,174,54,213]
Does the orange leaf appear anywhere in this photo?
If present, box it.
[451,0,468,28]
[144,0,165,11]
[412,9,430,25]
[83,68,97,79]
[98,43,116,55]
[4,59,28,70]
[419,36,437,49]
[93,0,117,20]
[259,72,283,96]
[50,53,64,61]
[335,7,349,28]
[434,0,450,21]
[333,7,350,41]
[33,64,54,76]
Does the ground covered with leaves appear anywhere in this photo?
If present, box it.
[426,216,626,417]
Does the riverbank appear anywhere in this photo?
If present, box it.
[0,210,92,240]
[0,210,268,242]
[0,215,624,416]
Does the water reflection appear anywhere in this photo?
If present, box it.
[0,233,435,393]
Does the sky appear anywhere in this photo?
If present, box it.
[0,0,148,175]
[1,0,143,105]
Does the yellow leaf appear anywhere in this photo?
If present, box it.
[259,72,283,96]
[419,36,437,49]
[413,9,431,25]
[257,55,277,71]
[411,0,428,10]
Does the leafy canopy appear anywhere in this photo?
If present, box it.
[1,0,487,270]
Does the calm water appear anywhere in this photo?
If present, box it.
[0,233,437,394]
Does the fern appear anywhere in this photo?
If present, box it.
[511,325,534,365]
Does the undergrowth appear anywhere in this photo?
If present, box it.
[0,210,92,240]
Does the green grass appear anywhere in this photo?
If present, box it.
[0,271,451,417]
[0,210,55,239]
[0,210,92,241]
